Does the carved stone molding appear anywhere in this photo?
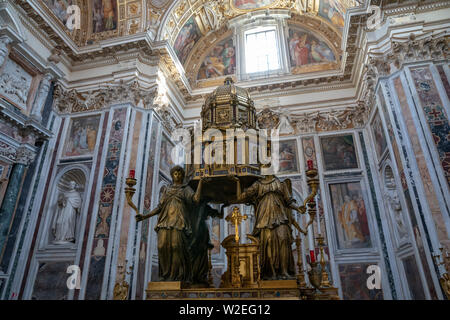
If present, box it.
[0,35,12,67]
[15,146,35,165]
[53,80,158,114]
[256,104,369,133]
[0,140,16,162]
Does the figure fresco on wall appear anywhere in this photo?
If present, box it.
[174,17,201,65]
[320,135,358,171]
[64,116,100,157]
[92,0,118,33]
[287,26,336,73]
[339,263,383,300]
[160,134,175,178]
[43,0,72,25]
[372,112,388,160]
[278,139,299,174]
[197,37,236,80]
[232,0,277,10]
[330,182,371,249]
[319,0,346,30]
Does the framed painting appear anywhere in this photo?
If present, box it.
[320,134,358,171]
[338,263,384,300]
[63,116,101,158]
[231,0,278,11]
[371,112,388,160]
[159,134,175,178]
[318,0,346,30]
[329,181,372,250]
[277,139,300,175]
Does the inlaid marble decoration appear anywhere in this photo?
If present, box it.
[402,255,426,299]
[436,65,450,100]
[371,112,387,160]
[278,139,299,174]
[173,17,201,65]
[63,115,101,158]
[338,263,384,300]
[320,135,358,171]
[411,67,450,187]
[329,181,371,250]
[392,78,438,299]
[197,37,236,81]
[31,261,72,300]
[0,58,32,110]
[85,108,127,300]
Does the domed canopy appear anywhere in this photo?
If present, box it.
[201,77,256,131]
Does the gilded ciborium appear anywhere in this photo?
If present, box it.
[186,77,264,202]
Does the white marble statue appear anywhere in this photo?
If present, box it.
[52,181,82,244]
[386,189,408,240]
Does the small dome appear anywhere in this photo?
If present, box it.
[201,77,256,130]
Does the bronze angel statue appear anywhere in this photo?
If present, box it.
[230,170,303,280]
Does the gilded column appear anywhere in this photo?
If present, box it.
[0,147,35,261]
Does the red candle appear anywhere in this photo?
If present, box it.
[129,169,135,179]
[310,250,316,263]
[307,160,314,170]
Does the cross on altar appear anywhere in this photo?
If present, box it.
[226,206,247,244]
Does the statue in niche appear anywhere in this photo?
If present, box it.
[189,201,223,287]
[232,168,302,280]
[386,189,408,240]
[135,166,204,283]
[52,181,82,244]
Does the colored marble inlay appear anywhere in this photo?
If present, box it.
[410,67,450,187]
[85,108,127,300]
[436,65,450,100]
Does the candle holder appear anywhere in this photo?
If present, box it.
[316,235,331,288]
[295,235,307,287]
[307,261,322,289]
[125,176,142,216]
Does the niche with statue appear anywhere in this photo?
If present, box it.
[46,167,86,247]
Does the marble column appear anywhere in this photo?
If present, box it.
[0,35,12,68]
[0,147,35,261]
[31,73,53,121]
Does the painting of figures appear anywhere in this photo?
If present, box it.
[92,0,118,33]
[197,37,236,80]
[278,140,299,174]
[319,0,346,30]
[174,17,202,65]
[371,112,388,160]
[329,182,371,250]
[339,263,384,300]
[232,0,277,10]
[160,134,175,178]
[63,116,101,158]
[43,0,73,25]
[320,135,358,171]
[287,26,336,73]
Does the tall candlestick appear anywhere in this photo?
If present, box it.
[308,222,314,262]
[129,169,135,179]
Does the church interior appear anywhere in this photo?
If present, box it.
[0,0,449,301]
